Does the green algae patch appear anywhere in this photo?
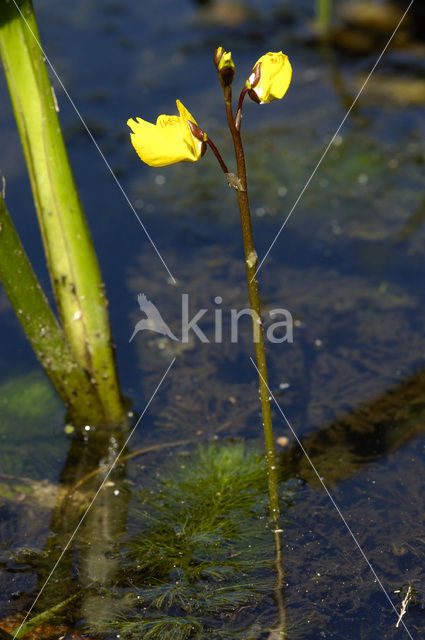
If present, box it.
[0,371,61,422]
[0,370,65,479]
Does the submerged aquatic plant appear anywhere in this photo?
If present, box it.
[97,443,298,640]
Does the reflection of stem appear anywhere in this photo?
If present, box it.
[269,529,287,638]
[77,434,131,628]
[221,83,280,524]
[34,429,131,632]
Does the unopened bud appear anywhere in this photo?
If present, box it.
[214,46,235,88]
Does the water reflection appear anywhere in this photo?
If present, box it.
[280,365,425,485]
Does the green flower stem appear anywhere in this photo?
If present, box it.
[223,85,280,522]
[0,0,125,425]
[0,193,106,425]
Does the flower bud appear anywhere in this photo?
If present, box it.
[214,46,235,88]
[246,52,292,104]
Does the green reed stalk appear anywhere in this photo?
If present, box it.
[0,193,105,425]
[0,0,125,425]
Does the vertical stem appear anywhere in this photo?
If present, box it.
[0,0,125,426]
[223,86,280,522]
[223,83,287,637]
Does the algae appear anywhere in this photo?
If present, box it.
[0,371,65,479]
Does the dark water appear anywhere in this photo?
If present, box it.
[1,0,425,638]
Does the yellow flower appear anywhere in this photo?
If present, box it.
[127,100,205,167]
[245,52,292,104]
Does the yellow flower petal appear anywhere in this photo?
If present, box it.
[176,100,205,160]
[127,100,204,167]
[176,99,197,125]
[247,52,292,104]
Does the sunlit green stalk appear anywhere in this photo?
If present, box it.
[0,0,125,425]
[222,84,280,523]
[0,193,106,425]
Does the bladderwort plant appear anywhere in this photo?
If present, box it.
[127,48,292,527]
